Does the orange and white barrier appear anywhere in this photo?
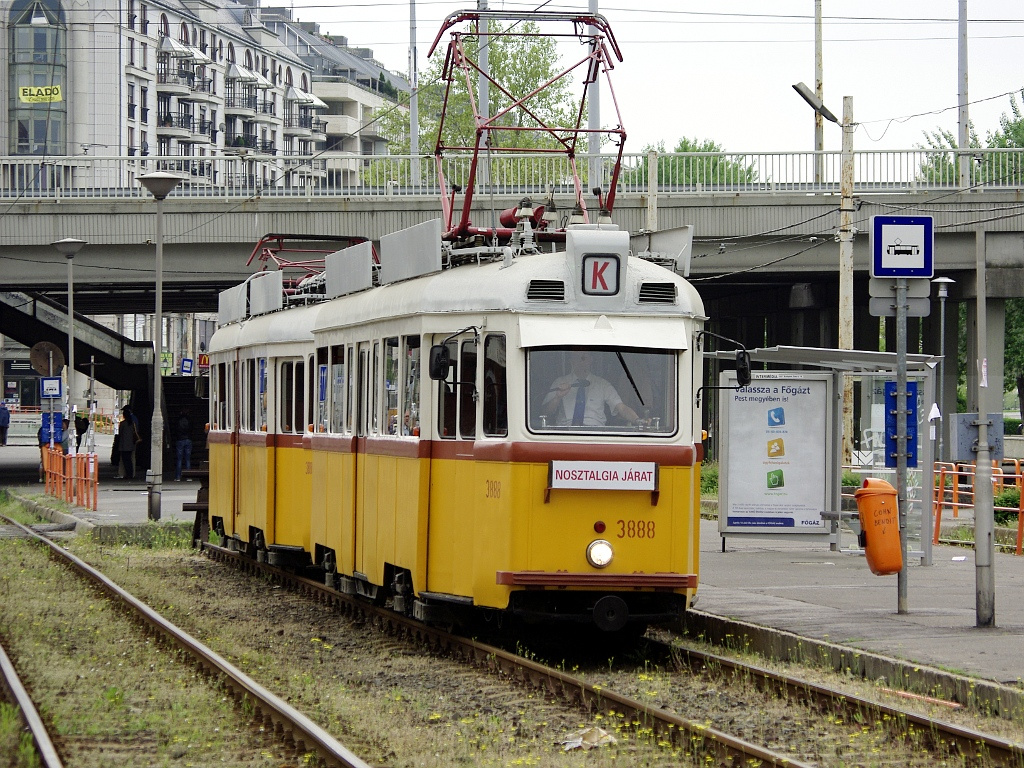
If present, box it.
[42,447,99,511]
[932,461,1022,555]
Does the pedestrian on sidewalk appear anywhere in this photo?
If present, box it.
[174,411,192,481]
[0,402,9,446]
[117,407,141,480]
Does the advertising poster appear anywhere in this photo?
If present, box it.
[720,372,832,535]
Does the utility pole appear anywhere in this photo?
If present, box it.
[957,0,970,189]
[409,0,420,186]
[838,96,855,462]
[587,0,601,192]
[814,0,824,186]
[974,228,995,626]
[478,0,490,189]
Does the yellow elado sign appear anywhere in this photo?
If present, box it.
[19,85,62,103]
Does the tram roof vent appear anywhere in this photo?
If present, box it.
[526,279,566,302]
[638,282,677,304]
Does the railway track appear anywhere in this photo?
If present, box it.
[200,540,1024,767]
[0,514,372,768]
[0,638,63,768]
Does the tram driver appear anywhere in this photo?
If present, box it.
[542,349,639,427]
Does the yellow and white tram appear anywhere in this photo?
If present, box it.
[206,221,707,632]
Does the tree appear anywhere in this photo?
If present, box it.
[378,20,580,155]
[620,137,757,188]
[366,20,588,188]
[917,89,1024,187]
[937,91,1024,421]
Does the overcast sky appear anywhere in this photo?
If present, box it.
[288,1,1024,155]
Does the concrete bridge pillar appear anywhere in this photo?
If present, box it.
[965,297,1006,414]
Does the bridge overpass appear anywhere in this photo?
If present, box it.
[2,150,1023,414]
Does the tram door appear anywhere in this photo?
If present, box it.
[353,341,372,580]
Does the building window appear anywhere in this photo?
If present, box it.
[8,0,68,155]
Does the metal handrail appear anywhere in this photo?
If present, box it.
[3,148,1024,201]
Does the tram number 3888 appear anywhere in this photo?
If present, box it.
[617,520,656,539]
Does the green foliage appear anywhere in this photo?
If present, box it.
[375,21,580,158]
[700,462,719,495]
[1005,417,1022,436]
[620,137,758,187]
[841,469,862,488]
[993,486,1020,526]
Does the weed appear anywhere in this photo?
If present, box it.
[700,463,718,496]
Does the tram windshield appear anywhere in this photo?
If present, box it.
[528,346,676,435]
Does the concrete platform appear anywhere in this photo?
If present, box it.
[0,429,199,531]
[690,518,1024,717]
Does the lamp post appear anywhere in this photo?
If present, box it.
[139,172,184,521]
[793,83,855,459]
[932,276,956,461]
[52,237,87,440]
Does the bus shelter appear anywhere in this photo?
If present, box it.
[710,346,938,565]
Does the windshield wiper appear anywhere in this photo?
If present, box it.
[614,350,644,406]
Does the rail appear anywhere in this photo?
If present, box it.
[932,461,1024,555]
[4,148,1024,201]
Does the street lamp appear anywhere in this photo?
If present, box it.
[52,237,86,444]
[793,82,856,459]
[138,171,184,521]
[932,276,956,461]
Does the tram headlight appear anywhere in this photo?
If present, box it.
[586,539,613,569]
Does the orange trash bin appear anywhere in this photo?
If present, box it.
[854,478,903,575]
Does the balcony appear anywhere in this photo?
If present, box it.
[156,113,193,140]
[156,69,193,96]
[179,119,214,145]
[224,95,257,118]
[224,133,260,154]
[311,119,327,139]
[189,78,218,102]
[253,100,277,123]
[282,114,312,138]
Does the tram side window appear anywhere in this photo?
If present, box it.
[402,336,421,436]
[297,360,306,433]
[213,362,227,429]
[226,362,235,430]
[345,346,354,433]
[242,359,256,431]
[372,341,380,434]
[280,362,294,433]
[460,340,477,439]
[316,348,328,432]
[330,344,345,433]
[483,334,507,437]
[307,354,316,433]
[280,360,304,434]
[257,358,268,431]
[384,337,399,435]
[437,340,458,438]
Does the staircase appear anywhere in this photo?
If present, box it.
[161,376,209,472]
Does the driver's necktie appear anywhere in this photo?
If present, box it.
[571,380,588,425]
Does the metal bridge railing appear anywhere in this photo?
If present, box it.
[2,149,1023,202]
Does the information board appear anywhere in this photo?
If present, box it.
[719,372,832,535]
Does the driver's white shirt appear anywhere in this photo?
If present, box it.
[543,373,623,426]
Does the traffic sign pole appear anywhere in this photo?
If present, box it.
[896,277,909,614]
